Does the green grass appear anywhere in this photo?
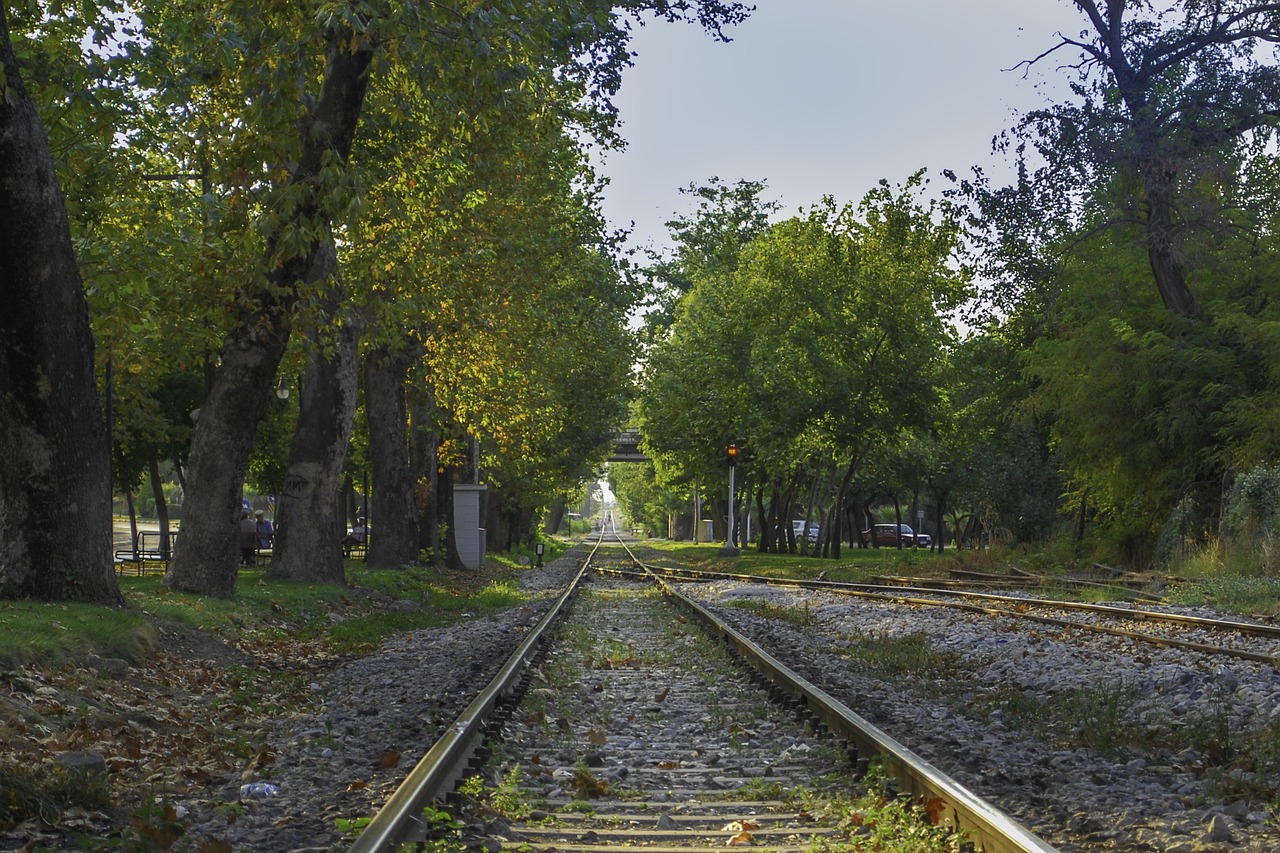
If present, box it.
[637,538,951,584]
[1165,573,1280,617]
[723,596,817,626]
[0,562,533,670]
[836,631,965,682]
[0,599,159,668]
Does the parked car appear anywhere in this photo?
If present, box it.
[861,522,931,548]
[791,519,820,542]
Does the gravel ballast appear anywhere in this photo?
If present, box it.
[158,547,1280,852]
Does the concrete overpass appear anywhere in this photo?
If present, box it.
[608,427,648,462]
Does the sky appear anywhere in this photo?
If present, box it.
[595,1,1088,255]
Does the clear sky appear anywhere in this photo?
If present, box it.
[596,1,1087,255]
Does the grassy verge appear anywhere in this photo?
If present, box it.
[640,537,1280,618]
[0,554,561,846]
[638,538,952,584]
[0,558,542,671]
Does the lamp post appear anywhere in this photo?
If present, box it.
[694,486,700,544]
[719,444,741,556]
[727,444,737,546]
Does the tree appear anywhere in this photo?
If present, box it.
[640,177,780,343]
[164,18,374,597]
[1015,0,1280,316]
[640,175,968,557]
[266,233,363,583]
[159,0,750,596]
[3,0,751,598]
[0,4,120,604]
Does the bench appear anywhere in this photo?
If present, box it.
[114,531,177,575]
[253,532,274,565]
[342,530,368,560]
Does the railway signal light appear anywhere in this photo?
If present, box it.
[727,443,738,467]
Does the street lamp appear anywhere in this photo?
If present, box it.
[722,443,741,556]
[276,377,290,399]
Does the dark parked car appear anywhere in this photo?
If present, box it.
[862,522,931,548]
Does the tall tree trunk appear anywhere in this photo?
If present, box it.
[0,8,119,604]
[516,505,537,548]
[1143,164,1197,317]
[830,452,862,560]
[802,465,825,557]
[269,234,363,584]
[166,39,373,597]
[167,311,292,596]
[409,391,439,565]
[1074,487,1090,560]
[484,489,513,553]
[148,456,172,560]
[756,483,773,553]
[893,497,904,550]
[858,496,875,547]
[365,347,419,567]
[933,487,949,551]
[124,489,138,554]
[544,495,567,535]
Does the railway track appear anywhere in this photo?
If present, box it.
[623,558,1280,667]
[348,528,1057,853]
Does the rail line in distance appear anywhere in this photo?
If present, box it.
[348,522,1056,852]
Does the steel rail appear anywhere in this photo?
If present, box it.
[347,560,590,853]
[626,561,1280,659]
[600,532,1059,853]
[659,578,1058,853]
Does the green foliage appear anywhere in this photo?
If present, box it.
[6,0,756,600]
[1156,493,1202,568]
[334,815,372,838]
[1062,680,1143,758]
[246,394,297,498]
[801,762,967,852]
[639,174,969,551]
[1174,563,1280,610]
[639,176,781,342]
[1226,464,1280,543]
[608,461,687,538]
[952,2,1280,565]
[458,767,532,821]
